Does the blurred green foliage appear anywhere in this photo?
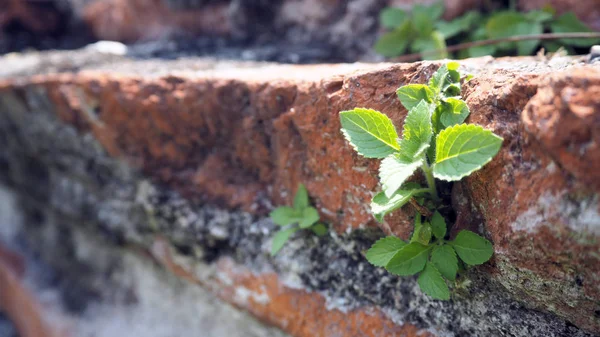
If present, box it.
[375,2,599,59]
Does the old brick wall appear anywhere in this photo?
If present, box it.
[0,49,598,336]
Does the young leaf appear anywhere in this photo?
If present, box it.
[271,227,300,256]
[418,262,450,300]
[340,108,400,158]
[379,154,423,197]
[371,185,424,222]
[430,211,447,240]
[396,84,434,111]
[429,62,461,97]
[380,7,408,29]
[270,206,300,226]
[433,124,503,181]
[411,221,432,245]
[311,223,328,236]
[398,100,434,160]
[431,245,458,280]
[293,183,309,210]
[439,97,470,128]
[550,12,597,47]
[386,242,430,276]
[366,236,407,267]
[374,21,413,57]
[451,230,494,265]
[299,207,320,228]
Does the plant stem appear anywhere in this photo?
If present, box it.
[421,161,439,203]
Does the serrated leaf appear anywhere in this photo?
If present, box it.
[379,154,423,197]
[293,184,309,210]
[398,100,434,160]
[375,20,413,57]
[271,227,299,256]
[550,12,597,47]
[299,207,320,228]
[411,221,432,245]
[396,84,434,111]
[270,206,300,226]
[386,242,430,276]
[439,97,470,128]
[340,108,400,158]
[431,245,458,280]
[418,262,450,299]
[429,62,460,98]
[433,124,503,181]
[311,223,328,236]
[380,7,408,29]
[366,236,407,267]
[371,186,423,222]
[451,230,494,265]
[430,211,446,239]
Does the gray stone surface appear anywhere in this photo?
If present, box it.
[0,59,594,337]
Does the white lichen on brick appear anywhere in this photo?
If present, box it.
[512,191,600,236]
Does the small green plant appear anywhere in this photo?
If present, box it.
[339,62,501,299]
[269,184,328,256]
[375,2,598,59]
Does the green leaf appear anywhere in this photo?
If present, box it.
[412,31,448,60]
[436,11,481,39]
[431,245,458,280]
[413,2,444,24]
[396,84,434,111]
[430,211,446,240]
[439,97,470,128]
[467,26,497,57]
[311,223,328,236]
[366,236,407,267]
[380,7,408,29]
[411,221,432,245]
[299,207,320,228]
[451,230,494,265]
[418,262,450,300]
[386,242,430,276]
[398,100,434,160]
[524,10,553,23]
[486,11,543,54]
[412,6,435,35]
[293,184,309,210]
[371,185,424,222]
[271,227,299,256]
[270,206,300,226]
[550,12,598,47]
[433,124,503,181]
[429,62,460,98]
[379,154,423,197]
[340,108,400,158]
[374,21,413,57]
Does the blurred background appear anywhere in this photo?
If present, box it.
[1,0,599,63]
